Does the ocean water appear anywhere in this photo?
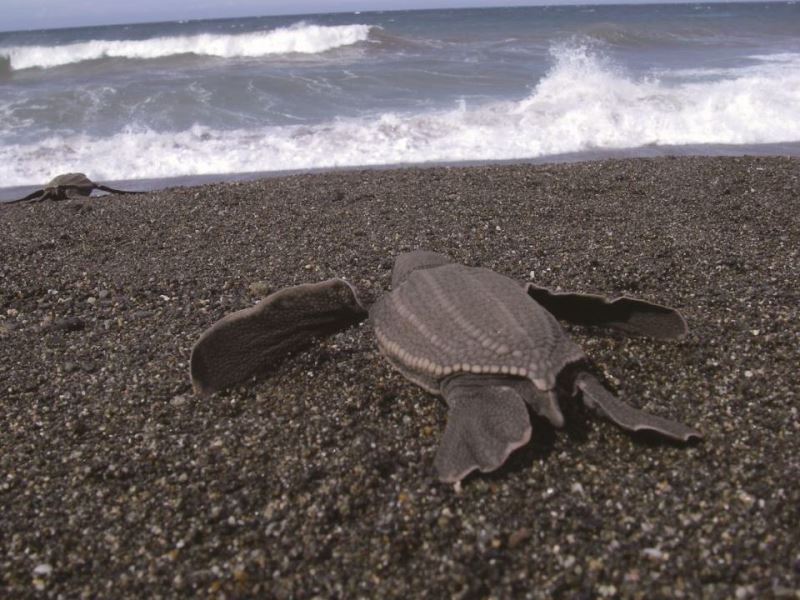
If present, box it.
[1,2,799,197]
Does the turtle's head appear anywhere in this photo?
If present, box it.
[392,250,452,288]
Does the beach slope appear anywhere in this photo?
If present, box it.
[1,157,798,597]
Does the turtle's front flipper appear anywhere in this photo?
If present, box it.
[575,373,701,442]
[191,279,367,395]
[5,189,45,204]
[525,284,687,339]
[435,375,532,483]
[96,184,141,195]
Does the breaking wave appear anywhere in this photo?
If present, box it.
[580,23,687,48]
[0,22,374,71]
[2,45,799,185]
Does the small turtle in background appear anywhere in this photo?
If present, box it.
[7,172,141,204]
[191,251,701,483]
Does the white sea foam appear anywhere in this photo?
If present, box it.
[750,52,800,63]
[2,45,799,186]
[0,23,373,70]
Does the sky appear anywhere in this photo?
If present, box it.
[0,0,761,32]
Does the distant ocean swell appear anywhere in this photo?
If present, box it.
[0,22,374,71]
[1,45,799,186]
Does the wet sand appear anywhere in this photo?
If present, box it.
[1,156,798,597]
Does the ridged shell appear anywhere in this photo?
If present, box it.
[370,264,585,395]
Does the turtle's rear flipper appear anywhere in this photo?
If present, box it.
[191,279,367,395]
[576,373,701,442]
[526,284,687,339]
[435,376,532,483]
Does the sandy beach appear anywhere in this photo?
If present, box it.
[1,156,798,598]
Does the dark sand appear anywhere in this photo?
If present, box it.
[1,156,798,598]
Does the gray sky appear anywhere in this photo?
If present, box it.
[0,0,755,32]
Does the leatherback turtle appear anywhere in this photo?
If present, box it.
[7,173,140,204]
[191,251,701,482]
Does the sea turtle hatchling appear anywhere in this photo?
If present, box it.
[191,250,701,483]
[6,172,140,204]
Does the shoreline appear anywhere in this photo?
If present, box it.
[3,141,800,202]
[1,156,798,597]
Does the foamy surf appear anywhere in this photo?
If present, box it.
[0,22,374,70]
[1,44,799,187]
[2,4,799,191]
